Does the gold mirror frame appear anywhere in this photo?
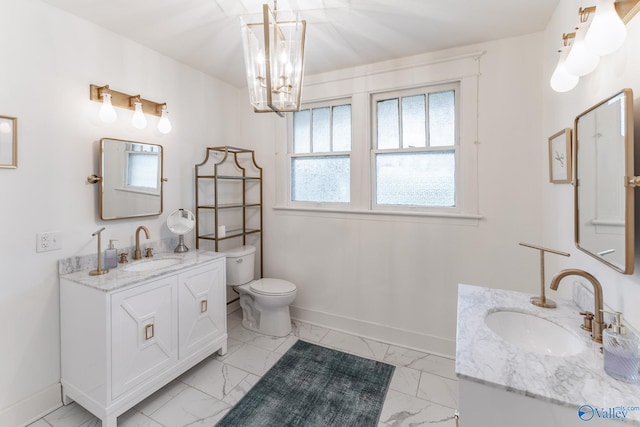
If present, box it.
[92,138,165,220]
[0,115,17,168]
[574,88,635,274]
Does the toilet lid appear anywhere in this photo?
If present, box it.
[250,278,296,296]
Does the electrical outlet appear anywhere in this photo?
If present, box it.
[36,231,62,252]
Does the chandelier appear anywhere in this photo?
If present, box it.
[241,1,306,116]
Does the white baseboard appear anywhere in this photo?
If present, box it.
[290,305,455,358]
[0,383,62,427]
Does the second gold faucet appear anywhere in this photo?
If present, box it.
[134,226,150,260]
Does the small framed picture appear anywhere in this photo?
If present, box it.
[0,115,17,169]
[548,128,572,183]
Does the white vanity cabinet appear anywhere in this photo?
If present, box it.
[60,254,226,427]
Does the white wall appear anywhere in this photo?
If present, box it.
[542,0,640,330]
[0,1,239,425]
[237,33,546,357]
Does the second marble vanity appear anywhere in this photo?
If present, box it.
[59,250,227,427]
[456,284,640,426]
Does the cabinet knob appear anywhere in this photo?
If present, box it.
[200,299,208,313]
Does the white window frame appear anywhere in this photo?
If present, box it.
[371,82,461,214]
[276,51,482,222]
[287,98,353,209]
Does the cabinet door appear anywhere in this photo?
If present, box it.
[179,260,226,359]
[111,277,178,399]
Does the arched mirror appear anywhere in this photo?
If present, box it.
[574,88,635,274]
[96,138,164,220]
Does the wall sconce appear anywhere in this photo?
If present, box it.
[90,84,172,133]
[550,0,640,93]
[240,1,306,117]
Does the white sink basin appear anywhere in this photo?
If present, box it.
[123,257,182,272]
[485,310,585,356]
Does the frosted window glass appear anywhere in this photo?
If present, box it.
[127,152,159,189]
[429,90,455,147]
[402,95,426,148]
[293,109,311,153]
[332,104,351,151]
[377,99,399,149]
[376,151,455,207]
[312,107,331,152]
[292,156,350,203]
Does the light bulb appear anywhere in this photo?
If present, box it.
[566,24,600,76]
[550,47,579,93]
[99,93,117,123]
[157,105,172,134]
[585,0,627,56]
[131,101,147,129]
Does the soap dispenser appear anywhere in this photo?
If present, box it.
[602,310,638,384]
[104,239,118,269]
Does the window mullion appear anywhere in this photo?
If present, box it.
[425,92,430,148]
[397,97,403,149]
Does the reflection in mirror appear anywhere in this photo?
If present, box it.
[574,88,634,274]
[0,115,17,168]
[100,138,163,220]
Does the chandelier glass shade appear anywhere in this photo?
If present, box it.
[241,3,306,116]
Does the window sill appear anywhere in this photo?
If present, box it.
[272,205,483,225]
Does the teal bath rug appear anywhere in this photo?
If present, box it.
[216,340,395,427]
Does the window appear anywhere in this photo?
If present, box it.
[279,53,480,219]
[290,102,352,204]
[372,83,459,210]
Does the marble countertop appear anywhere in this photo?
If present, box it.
[456,284,640,424]
[59,250,225,292]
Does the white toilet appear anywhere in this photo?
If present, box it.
[224,245,297,337]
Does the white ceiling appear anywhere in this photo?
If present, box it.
[41,0,560,88]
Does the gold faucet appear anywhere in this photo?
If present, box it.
[549,268,605,343]
[134,226,150,260]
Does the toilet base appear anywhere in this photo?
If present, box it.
[240,303,292,337]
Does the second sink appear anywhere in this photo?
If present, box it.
[485,309,585,356]
[122,257,182,272]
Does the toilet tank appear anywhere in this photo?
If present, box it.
[224,245,256,286]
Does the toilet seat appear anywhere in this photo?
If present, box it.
[250,278,297,296]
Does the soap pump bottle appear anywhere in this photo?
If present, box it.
[104,239,118,269]
[602,310,638,384]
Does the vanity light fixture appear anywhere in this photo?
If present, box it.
[550,0,640,93]
[240,0,306,117]
[89,84,172,134]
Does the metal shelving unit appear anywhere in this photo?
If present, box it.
[195,146,263,277]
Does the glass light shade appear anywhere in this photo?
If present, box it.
[241,4,306,113]
[131,101,147,129]
[565,24,600,76]
[585,0,627,56]
[99,93,117,123]
[157,106,172,134]
[550,48,579,93]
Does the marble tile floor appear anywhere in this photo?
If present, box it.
[30,311,459,427]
